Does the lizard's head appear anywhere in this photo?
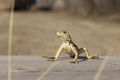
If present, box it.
[56,31,71,42]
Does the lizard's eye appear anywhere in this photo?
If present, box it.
[63,31,67,33]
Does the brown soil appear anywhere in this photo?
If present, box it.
[0,11,120,56]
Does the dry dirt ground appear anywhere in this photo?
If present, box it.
[0,56,120,80]
[0,10,120,56]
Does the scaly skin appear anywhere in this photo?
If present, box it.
[43,31,99,63]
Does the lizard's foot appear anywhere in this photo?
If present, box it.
[42,56,56,61]
[48,58,56,61]
[48,57,58,61]
[42,56,55,59]
[48,57,55,59]
[87,56,100,59]
[70,60,78,64]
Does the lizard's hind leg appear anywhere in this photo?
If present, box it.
[79,47,93,59]
[69,53,75,58]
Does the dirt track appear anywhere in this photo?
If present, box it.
[0,11,120,56]
[0,56,120,80]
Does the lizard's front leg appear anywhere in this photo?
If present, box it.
[70,44,79,63]
[49,44,64,61]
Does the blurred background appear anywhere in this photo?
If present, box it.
[0,0,120,56]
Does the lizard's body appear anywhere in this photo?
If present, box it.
[44,31,98,63]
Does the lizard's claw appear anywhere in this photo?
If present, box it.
[70,60,78,64]
[42,56,57,61]
[87,56,100,59]
[48,58,56,61]
[48,57,58,62]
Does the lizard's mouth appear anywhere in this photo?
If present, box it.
[57,34,66,40]
[56,31,67,39]
[57,35,63,38]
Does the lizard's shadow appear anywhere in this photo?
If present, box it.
[78,56,88,62]
[78,56,102,62]
[42,55,101,63]
[60,56,88,62]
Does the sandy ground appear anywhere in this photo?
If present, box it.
[0,56,120,80]
[0,11,120,56]
[0,1,120,80]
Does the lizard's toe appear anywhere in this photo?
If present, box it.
[70,61,78,64]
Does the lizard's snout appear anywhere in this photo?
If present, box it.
[56,31,59,35]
